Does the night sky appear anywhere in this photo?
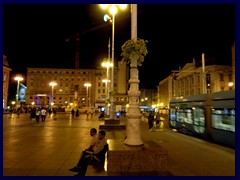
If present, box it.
[3,4,235,98]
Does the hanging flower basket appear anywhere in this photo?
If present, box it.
[121,38,148,66]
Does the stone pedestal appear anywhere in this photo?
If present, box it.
[99,119,126,130]
[107,139,169,176]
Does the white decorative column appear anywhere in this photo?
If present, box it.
[124,4,143,146]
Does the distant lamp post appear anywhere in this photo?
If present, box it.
[228,82,234,90]
[12,101,16,110]
[14,75,23,108]
[84,83,91,107]
[102,60,112,115]
[49,82,57,104]
[100,4,127,119]
[31,102,35,108]
[102,79,110,115]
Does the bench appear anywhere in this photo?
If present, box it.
[85,144,109,176]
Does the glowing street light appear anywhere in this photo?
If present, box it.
[102,79,110,115]
[14,75,23,107]
[228,82,234,90]
[100,4,127,119]
[49,82,57,104]
[84,83,92,107]
[102,60,112,115]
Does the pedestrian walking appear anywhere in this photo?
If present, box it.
[76,109,79,117]
[156,112,161,130]
[17,107,21,118]
[41,108,47,122]
[35,108,40,123]
[148,112,154,131]
[30,108,36,120]
[71,109,75,118]
[53,108,57,120]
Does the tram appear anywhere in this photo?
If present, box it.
[169,90,235,148]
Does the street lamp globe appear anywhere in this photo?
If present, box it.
[84,83,92,107]
[14,75,23,108]
[49,82,57,104]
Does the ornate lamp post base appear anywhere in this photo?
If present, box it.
[124,67,143,146]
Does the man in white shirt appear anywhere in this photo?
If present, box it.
[41,108,47,122]
[87,128,98,151]
[69,130,108,176]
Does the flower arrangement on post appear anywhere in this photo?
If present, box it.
[120,38,148,66]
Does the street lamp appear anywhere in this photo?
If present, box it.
[14,75,23,108]
[100,4,127,119]
[124,4,143,146]
[102,79,111,115]
[84,83,91,107]
[49,82,57,104]
[102,60,112,115]
[228,82,234,90]
[11,101,16,111]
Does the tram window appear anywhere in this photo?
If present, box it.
[177,109,193,124]
[169,108,177,120]
[212,108,235,132]
[177,109,185,122]
[193,108,205,126]
[185,109,193,124]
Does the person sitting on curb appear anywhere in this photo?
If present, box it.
[69,130,108,176]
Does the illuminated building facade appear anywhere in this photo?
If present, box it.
[25,61,128,110]
[3,55,11,109]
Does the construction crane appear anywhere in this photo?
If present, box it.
[65,22,110,108]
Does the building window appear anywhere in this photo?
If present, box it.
[220,74,224,81]
[228,74,232,81]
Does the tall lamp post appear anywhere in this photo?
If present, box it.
[124,4,144,146]
[102,60,113,115]
[102,79,110,115]
[49,82,57,104]
[100,4,127,119]
[14,75,23,108]
[84,83,91,107]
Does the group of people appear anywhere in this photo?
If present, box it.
[71,108,95,119]
[148,112,162,131]
[69,128,108,176]
[30,107,57,123]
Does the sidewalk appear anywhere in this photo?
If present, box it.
[3,112,235,176]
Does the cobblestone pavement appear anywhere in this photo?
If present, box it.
[3,112,235,176]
